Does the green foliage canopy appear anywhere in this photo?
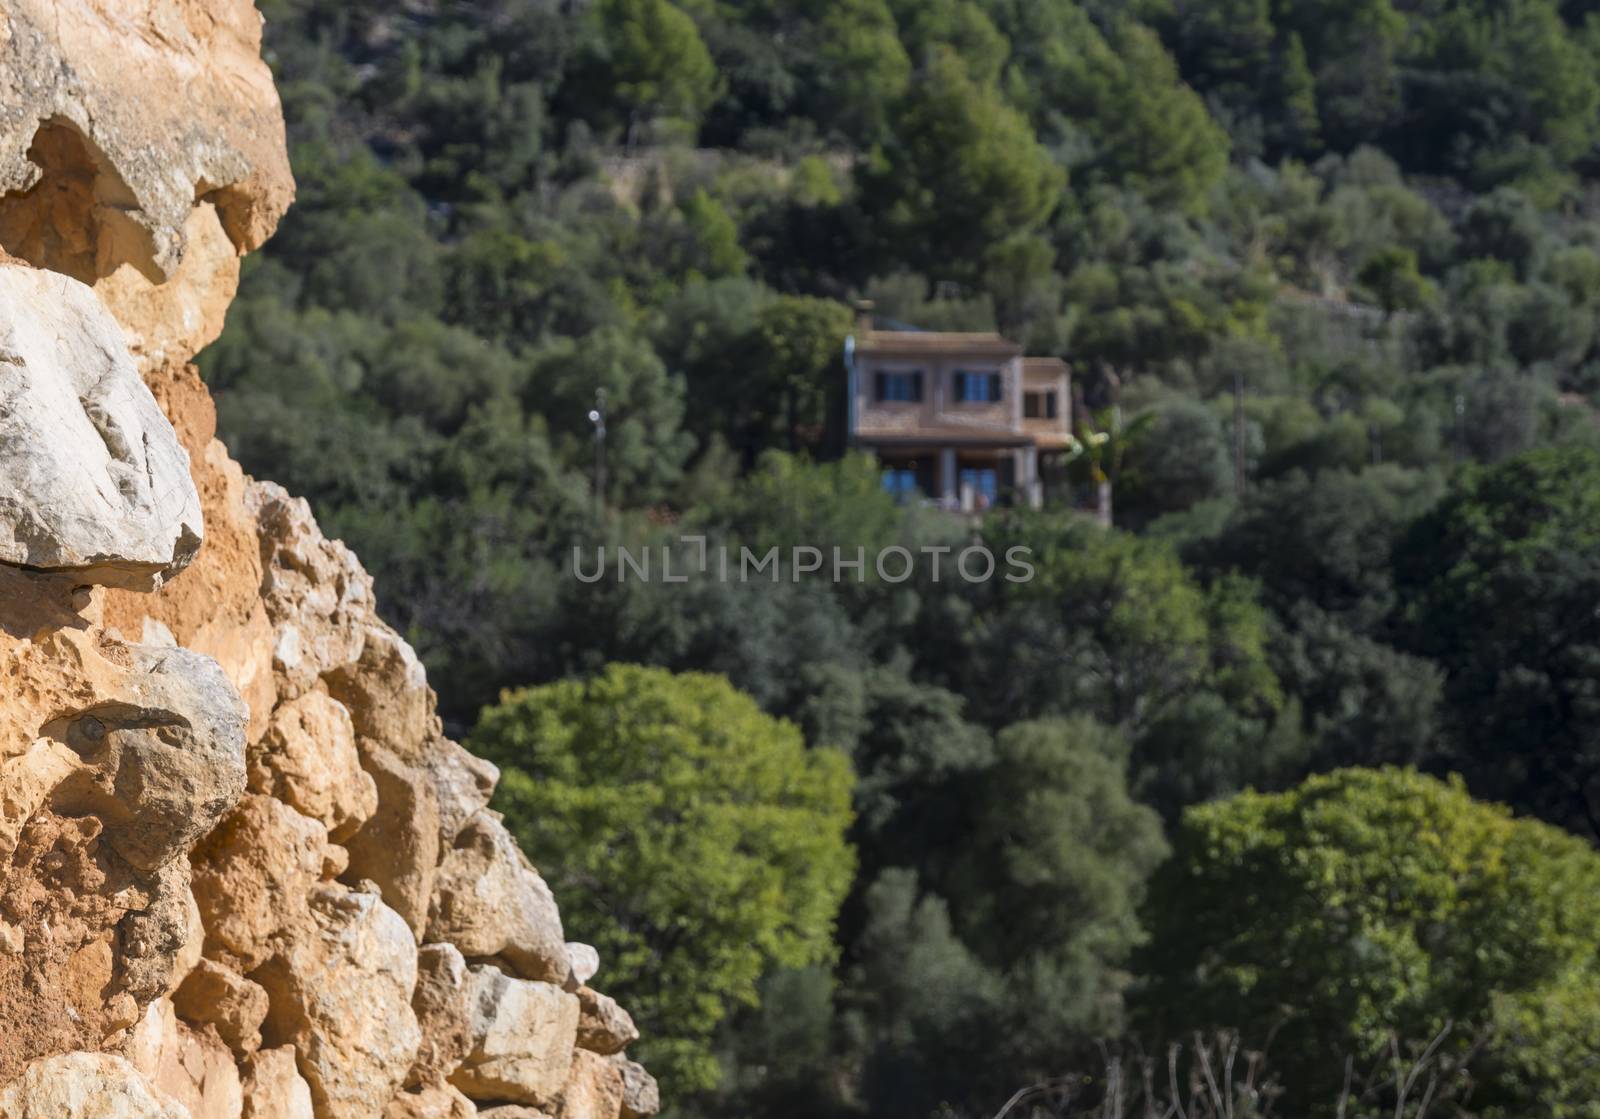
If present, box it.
[469,665,856,1095]
[1395,446,1600,840]
[1140,767,1600,1118]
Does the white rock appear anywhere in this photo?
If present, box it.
[426,812,567,984]
[242,1048,315,1119]
[256,884,422,1119]
[0,1052,188,1117]
[567,944,600,986]
[449,966,578,1108]
[0,263,201,590]
[127,997,244,1119]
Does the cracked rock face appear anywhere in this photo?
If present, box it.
[0,263,202,590]
[0,1,658,1115]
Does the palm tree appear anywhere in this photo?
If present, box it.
[1062,405,1151,528]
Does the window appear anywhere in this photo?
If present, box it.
[955,370,1002,403]
[1024,391,1059,419]
[881,468,920,502]
[959,467,999,507]
[874,370,923,402]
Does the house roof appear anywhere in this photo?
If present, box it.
[857,328,1022,359]
[1021,356,1069,375]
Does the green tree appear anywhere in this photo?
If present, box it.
[1270,601,1443,772]
[1275,31,1321,151]
[846,868,1003,1118]
[742,295,851,453]
[1088,21,1231,212]
[698,449,907,562]
[471,665,856,1094]
[846,717,1167,1119]
[951,513,1283,733]
[861,48,1064,278]
[1119,398,1234,521]
[529,327,696,506]
[1356,245,1436,316]
[1019,12,1228,212]
[893,0,1009,86]
[676,189,748,279]
[596,0,720,134]
[812,0,911,141]
[1140,767,1600,1118]
[952,718,1169,988]
[1192,465,1444,630]
[1394,446,1600,839]
[798,665,994,888]
[1459,187,1546,280]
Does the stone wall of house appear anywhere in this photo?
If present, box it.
[0,3,655,1116]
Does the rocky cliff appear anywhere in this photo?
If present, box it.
[0,3,655,1117]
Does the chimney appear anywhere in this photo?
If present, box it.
[853,299,875,340]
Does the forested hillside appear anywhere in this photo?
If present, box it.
[208,2,1600,1115]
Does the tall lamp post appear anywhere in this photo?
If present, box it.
[588,388,606,518]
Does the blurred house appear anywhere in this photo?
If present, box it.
[846,304,1071,511]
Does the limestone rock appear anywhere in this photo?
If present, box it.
[409,944,472,1089]
[0,0,291,371]
[449,966,578,1108]
[342,744,440,939]
[165,883,206,997]
[0,6,658,1113]
[250,689,377,841]
[323,844,351,879]
[567,944,600,987]
[0,263,202,590]
[0,737,77,863]
[0,1052,186,1118]
[127,997,245,1119]
[323,623,498,847]
[191,794,328,973]
[119,860,204,1005]
[248,480,375,699]
[47,643,247,872]
[325,626,432,756]
[241,1047,315,1119]
[257,884,421,1119]
[421,737,500,852]
[609,1057,659,1119]
[386,1085,478,1119]
[555,1050,624,1119]
[0,1,292,261]
[427,812,568,984]
[104,432,279,747]
[247,481,496,843]
[575,989,638,1057]
[173,959,269,1055]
